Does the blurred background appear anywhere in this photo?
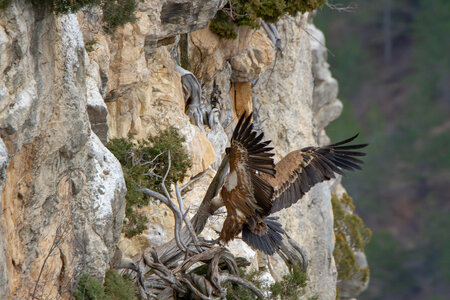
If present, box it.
[315,0,450,299]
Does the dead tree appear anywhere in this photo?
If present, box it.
[261,21,283,52]
[129,151,307,299]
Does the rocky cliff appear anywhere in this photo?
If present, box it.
[0,2,126,299]
[0,0,366,299]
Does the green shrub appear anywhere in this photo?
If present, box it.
[104,269,138,300]
[332,194,372,282]
[0,0,12,10]
[255,0,287,23]
[106,127,191,238]
[225,265,308,299]
[226,268,263,300]
[74,270,138,300]
[85,39,98,52]
[73,274,109,300]
[210,0,327,39]
[1,0,138,32]
[28,0,100,14]
[210,10,238,40]
[101,0,138,33]
[269,264,307,299]
[285,0,327,16]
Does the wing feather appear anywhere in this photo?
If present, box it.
[227,112,276,218]
[259,135,367,213]
[328,133,359,146]
[242,216,285,255]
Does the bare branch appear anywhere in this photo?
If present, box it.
[325,1,357,12]
[161,150,187,252]
[139,151,187,253]
[174,247,225,274]
[160,180,187,253]
[190,156,229,234]
[219,274,265,299]
[156,156,228,268]
[180,277,216,300]
[175,182,201,251]
[32,217,72,300]
[140,188,168,203]
[278,235,308,272]
[180,168,210,192]
[261,21,283,52]
[141,151,165,167]
[135,151,307,298]
[301,25,336,57]
[143,252,187,294]
[162,150,171,184]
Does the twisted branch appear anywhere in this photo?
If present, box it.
[135,153,307,299]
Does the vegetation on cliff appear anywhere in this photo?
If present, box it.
[74,270,138,300]
[107,128,191,238]
[269,265,308,299]
[0,0,138,31]
[226,268,265,300]
[210,0,327,39]
[332,194,371,284]
[225,265,309,299]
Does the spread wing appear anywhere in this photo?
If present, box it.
[227,112,276,218]
[259,134,367,213]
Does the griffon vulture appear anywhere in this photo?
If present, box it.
[219,112,367,255]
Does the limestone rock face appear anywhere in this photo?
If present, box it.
[141,0,226,56]
[338,251,369,299]
[252,14,337,299]
[0,2,125,298]
[0,139,9,300]
[86,58,109,143]
[190,25,275,83]
[0,0,366,298]
[77,1,220,258]
[307,15,343,144]
[79,8,217,176]
[188,24,275,139]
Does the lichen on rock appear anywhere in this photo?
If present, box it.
[332,193,372,298]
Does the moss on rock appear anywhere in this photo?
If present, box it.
[332,193,372,282]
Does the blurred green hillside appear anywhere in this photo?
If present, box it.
[315,0,450,299]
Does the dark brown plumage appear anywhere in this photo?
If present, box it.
[219,112,278,254]
[219,112,367,255]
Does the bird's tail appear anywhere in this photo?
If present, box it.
[242,216,285,255]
